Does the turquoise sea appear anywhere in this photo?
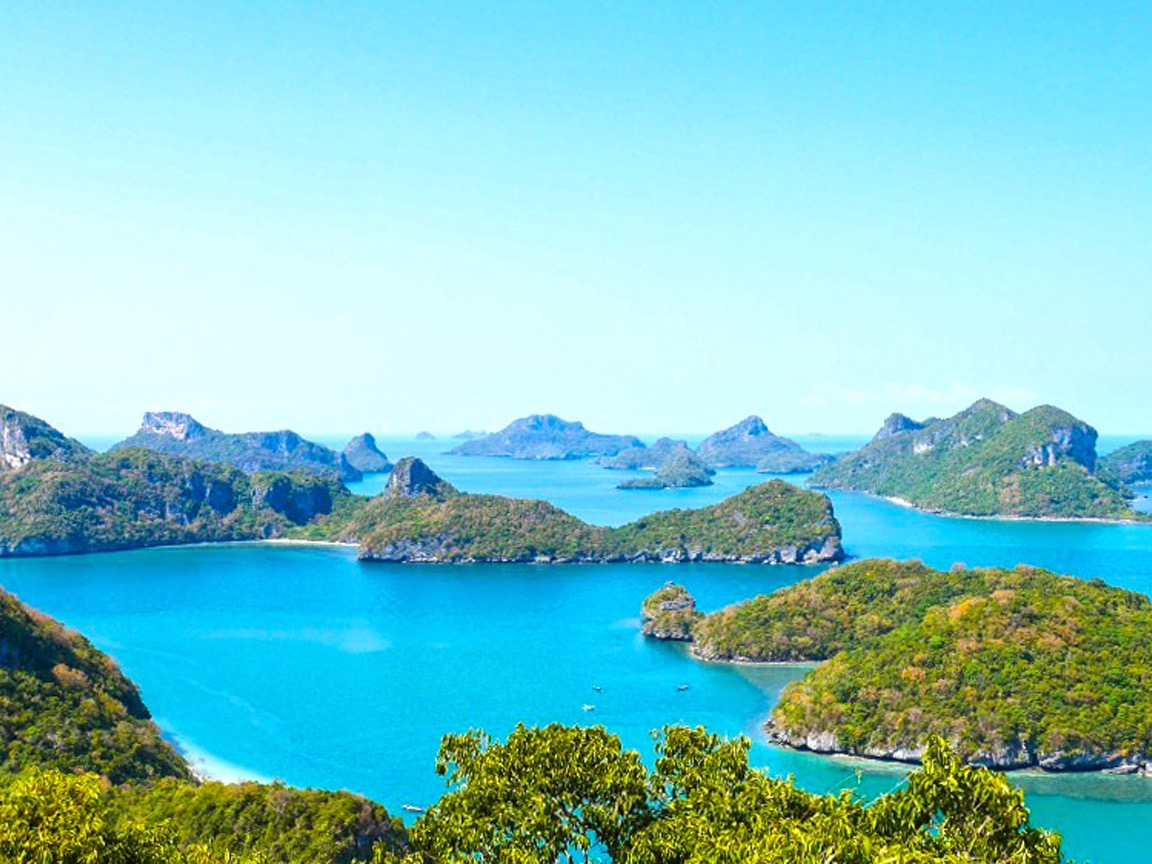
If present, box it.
[3,433,1152,863]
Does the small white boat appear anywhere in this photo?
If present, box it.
[677,684,690,691]
[582,704,596,711]
[591,685,602,692]
[402,804,424,813]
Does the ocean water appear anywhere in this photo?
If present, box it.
[3,434,1152,863]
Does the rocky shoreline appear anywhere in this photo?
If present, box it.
[764,720,1152,775]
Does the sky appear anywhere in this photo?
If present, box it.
[2,2,1149,438]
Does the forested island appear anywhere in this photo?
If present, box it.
[809,399,1143,519]
[331,459,842,563]
[645,559,1152,773]
[449,414,643,459]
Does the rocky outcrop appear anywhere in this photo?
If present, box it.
[695,416,832,471]
[0,405,91,471]
[449,414,643,460]
[116,412,362,482]
[342,433,392,474]
[250,474,335,525]
[641,583,702,640]
[871,412,924,442]
[384,457,457,499]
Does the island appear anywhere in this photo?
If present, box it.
[642,559,1152,773]
[694,416,834,473]
[334,459,843,564]
[115,411,362,482]
[640,582,702,639]
[600,436,690,470]
[448,414,643,459]
[416,430,436,440]
[617,449,715,489]
[342,432,393,474]
[1100,440,1152,486]
[809,399,1142,519]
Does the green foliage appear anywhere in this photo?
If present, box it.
[338,480,841,563]
[692,559,991,661]
[111,780,409,864]
[811,401,1140,519]
[770,564,1152,767]
[409,724,1064,863]
[0,448,352,556]
[0,768,273,864]
[0,587,190,784]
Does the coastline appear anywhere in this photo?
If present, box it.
[839,491,1151,525]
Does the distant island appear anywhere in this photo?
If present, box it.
[116,411,362,481]
[809,399,1143,520]
[695,416,835,473]
[643,559,1152,773]
[1101,440,1152,486]
[601,436,690,471]
[331,459,842,564]
[342,432,393,474]
[617,449,715,489]
[449,414,643,459]
[416,430,436,440]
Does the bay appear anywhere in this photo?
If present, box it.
[2,433,1151,862]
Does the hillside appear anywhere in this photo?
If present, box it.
[342,432,393,474]
[336,460,842,564]
[116,411,362,481]
[449,414,643,459]
[617,449,715,489]
[809,400,1139,519]
[0,586,191,783]
[770,565,1152,771]
[0,447,352,556]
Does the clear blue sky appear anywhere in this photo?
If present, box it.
[2,2,1149,437]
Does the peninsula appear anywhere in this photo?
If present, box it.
[809,399,1141,519]
[1100,440,1152,486]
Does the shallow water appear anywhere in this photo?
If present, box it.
[4,433,1152,863]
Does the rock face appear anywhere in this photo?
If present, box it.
[117,412,362,482]
[1101,441,1152,486]
[0,405,91,471]
[640,583,703,640]
[695,416,832,472]
[872,413,924,442]
[384,457,457,499]
[618,449,715,490]
[810,400,1137,519]
[449,414,643,460]
[342,433,393,474]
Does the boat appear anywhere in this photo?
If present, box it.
[402,804,424,813]
[677,684,690,691]
[582,704,596,711]
[591,685,602,692]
